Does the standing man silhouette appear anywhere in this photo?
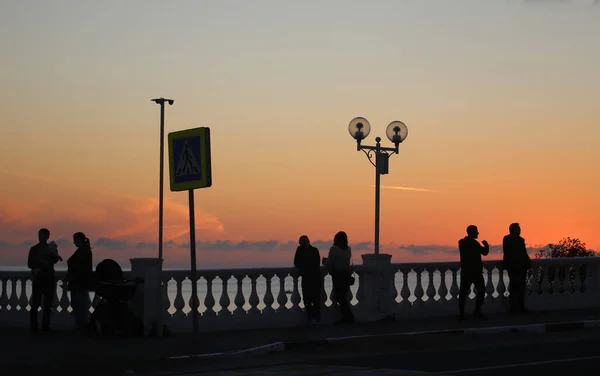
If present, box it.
[294,235,322,324]
[502,223,531,314]
[458,225,490,320]
[28,228,62,332]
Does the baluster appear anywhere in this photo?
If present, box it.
[426,269,436,303]
[18,278,29,312]
[204,276,216,317]
[233,275,246,315]
[173,277,186,317]
[413,269,425,306]
[438,268,448,302]
[390,270,399,303]
[558,265,566,294]
[161,277,170,318]
[485,266,495,301]
[580,263,589,293]
[290,275,301,311]
[400,269,411,306]
[540,265,550,296]
[449,268,459,300]
[248,274,260,314]
[190,277,200,317]
[59,282,70,314]
[89,292,99,314]
[262,273,275,314]
[573,264,583,295]
[551,265,561,295]
[496,268,506,298]
[219,276,231,315]
[321,272,328,309]
[276,274,287,311]
[9,278,19,312]
[0,278,9,311]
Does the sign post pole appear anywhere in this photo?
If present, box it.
[168,127,212,334]
[188,188,199,334]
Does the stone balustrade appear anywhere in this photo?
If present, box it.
[2,255,600,333]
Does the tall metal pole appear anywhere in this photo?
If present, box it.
[158,102,165,262]
[374,137,381,255]
[188,189,199,334]
[151,97,173,337]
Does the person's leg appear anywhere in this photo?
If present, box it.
[473,273,486,318]
[333,274,354,323]
[507,269,519,313]
[518,269,528,312]
[300,278,313,323]
[458,272,472,319]
[29,281,42,331]
[71,290,89,330]
[311,278,322,322]
[41,281,54,330]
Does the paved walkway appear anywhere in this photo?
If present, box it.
[194,364,439,375]
[2,308,600,375]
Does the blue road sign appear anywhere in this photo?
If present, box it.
[168,127,212,191]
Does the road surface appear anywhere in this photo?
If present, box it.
[315,332,600,375]
[163,330,600,375]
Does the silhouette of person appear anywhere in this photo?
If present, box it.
[65,232,94,332]
[458,225,489,320]
[324,231,355,324]
[294,235,321,324]
[28,228,62,332]
[502,223,531,314]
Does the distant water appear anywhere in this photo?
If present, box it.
[1,267,506,314]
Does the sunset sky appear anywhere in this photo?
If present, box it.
[1,1,599,269]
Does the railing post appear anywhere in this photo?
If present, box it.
[361,253,393,320]
[130,258,163,335]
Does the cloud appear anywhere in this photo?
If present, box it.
[398,243,548,256]
[95,237,128,249]
[0,169,225,247]
[379,185,438,193]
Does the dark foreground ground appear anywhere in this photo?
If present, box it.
[2,308,600,375]
[155,330,600,375]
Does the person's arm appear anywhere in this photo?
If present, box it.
[480,240,490,256]
[313,247,321,269]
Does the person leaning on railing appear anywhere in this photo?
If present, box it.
[323,231,356,324]
[294,235,322,325]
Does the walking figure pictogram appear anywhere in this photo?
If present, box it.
[176,140,200,176]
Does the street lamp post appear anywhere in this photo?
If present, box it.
[348,117,408,255]
[151,97,173,337]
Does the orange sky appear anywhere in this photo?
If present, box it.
[1,1,599,268]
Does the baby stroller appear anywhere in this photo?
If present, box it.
[89,259,144,338]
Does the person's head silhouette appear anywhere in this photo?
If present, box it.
[38,228,50,244]
[333,231,349,249]
[466,225,479,239]
[299,235,310,248]
[73,232,91,249]
[509,223,521,236]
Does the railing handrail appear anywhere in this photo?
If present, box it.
[390,256,600,269]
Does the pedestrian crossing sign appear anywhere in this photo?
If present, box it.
[168,127,212,191]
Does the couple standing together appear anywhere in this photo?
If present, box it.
[27,228,93,333]
[293,231,355,325]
